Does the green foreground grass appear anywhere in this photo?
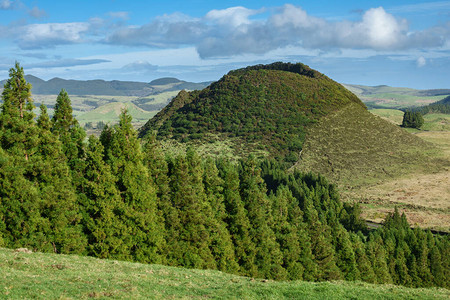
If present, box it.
[1,248,449,299]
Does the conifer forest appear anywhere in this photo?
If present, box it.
[0,63,449,289]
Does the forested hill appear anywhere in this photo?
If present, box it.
[414,95,450,114]
[139,62,364,160]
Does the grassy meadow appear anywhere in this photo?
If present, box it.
[348,109,450,231]
[1,248,449,299]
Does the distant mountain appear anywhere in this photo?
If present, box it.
[0,75,211,97]
[343,84,450,97]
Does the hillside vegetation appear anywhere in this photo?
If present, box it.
[140,62,364,161]
[2,248,449,299]
[1,62,449,295]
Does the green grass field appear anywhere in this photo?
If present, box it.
[1,248,449,299]
[370,109,450,131]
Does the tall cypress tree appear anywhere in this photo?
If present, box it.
[51,89,86,187]
[239,156,285,279]
[217,159,257,277]
[80,135,131,260]
[0,62,38,160]
[202,158,239,273]
[101,109,164,263]
[166,152,216,269]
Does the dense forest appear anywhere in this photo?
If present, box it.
[0,63,449,288]
[414,95,450,115]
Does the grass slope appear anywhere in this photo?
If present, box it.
[77,102,156,124]
[1,248,449,299]
[297,104,450,231]
[294,103,438,187]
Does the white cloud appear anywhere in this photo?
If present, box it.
[4,4,449,60]
[205,6,258,27]
[18,22,89,49]
[121,60,158,71]
[0,0,12,10]
[103,4,449,59]
[416,56,426,67]
[359,7,408,49]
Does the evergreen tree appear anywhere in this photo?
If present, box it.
[239,156,286,279]
[402,110,424,129]
[270,185,307,280]
[80,135,131,260]
[0,62,38,161]
[366,233,392,284]
[51,89,86,187]
[165,152,216,269]
[217,159,258,277]
[101,109,164,263]
[202,158,239,273]
[350,233,376,283]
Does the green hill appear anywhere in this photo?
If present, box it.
[139,62,364,160]
[77,101,156,124]
[139,62,433,168]
[2,248,448,299]
[415,95,450,115]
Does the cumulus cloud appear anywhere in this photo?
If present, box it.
[106,12,206,47]
[17,22,89,49]
[416,56,426,67]
[121,60,158,71]
[4,4,450,58]
[205,6,259,28]
[102,4,450,58]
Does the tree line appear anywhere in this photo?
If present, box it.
[0,63,448,288]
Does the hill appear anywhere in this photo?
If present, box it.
[140,62,364,160]
[0,75,210,97]
[2,248,448,299]
[414,95,450,115]
[77,101,156,124]
[140,62,431,165]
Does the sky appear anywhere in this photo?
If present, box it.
[0,0,449,89]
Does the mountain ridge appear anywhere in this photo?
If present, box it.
[0,75,211,97]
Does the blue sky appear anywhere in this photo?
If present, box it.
[1,0,449,89]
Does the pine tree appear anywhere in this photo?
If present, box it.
[80,135,132,260]
[202,158,239,273]
[270,185,307,280]
[239,156,286,279]
[51,89,86,187]
[166,152,216,269]
[101,109,164,263]
[350,233,376,283]
[366,233,392,284]
[0,62,38,160]
[217,159,258,277]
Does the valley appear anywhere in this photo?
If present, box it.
[1,62,449,297]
